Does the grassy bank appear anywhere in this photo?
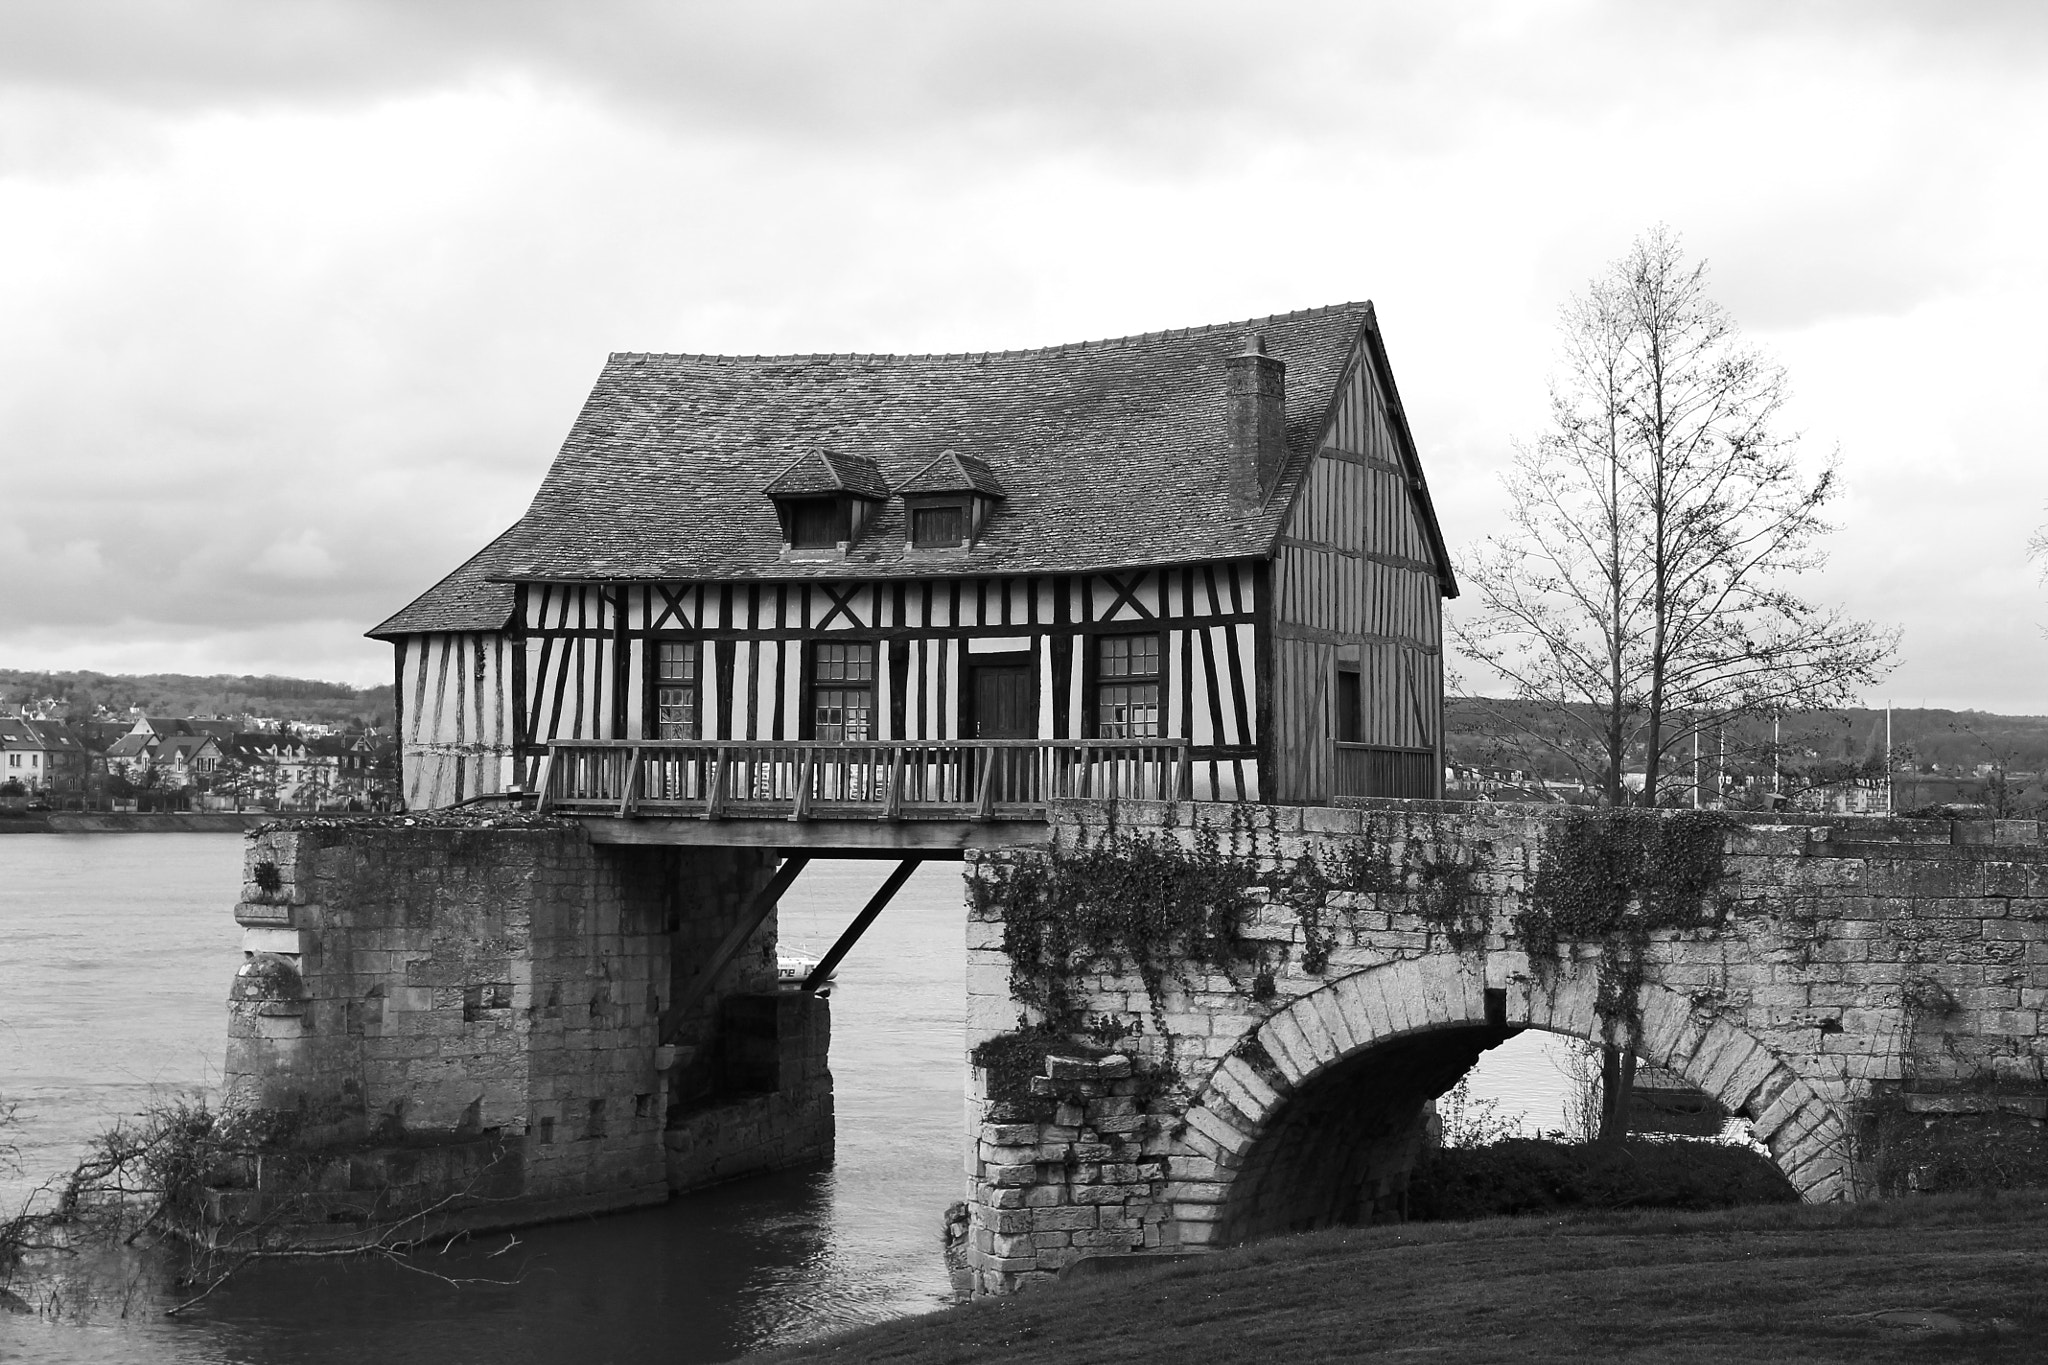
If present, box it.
[752,1191,2048,1364]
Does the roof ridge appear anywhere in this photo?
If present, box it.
[608,301,1373,366]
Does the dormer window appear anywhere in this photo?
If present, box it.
[910,503,966,549]
[763,449,889,557]
[790,497,851,549]
[896,450,1006,552]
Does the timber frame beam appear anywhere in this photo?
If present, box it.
[802,858,922,993]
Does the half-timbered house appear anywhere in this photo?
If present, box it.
[369,302,1456,817]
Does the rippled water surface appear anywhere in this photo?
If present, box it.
[0,833,1570,1363]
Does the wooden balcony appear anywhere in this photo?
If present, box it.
[1333,743,1439,800]
[537,739,1192,827]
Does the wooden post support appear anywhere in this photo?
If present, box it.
[533,750,557,813]
[660,853,811,1044]
[883,746,906,820]
[706,750,728,819]
[974,749,997,822]
[1176,743,1193,802]
[802,858,920,992]
[618,745,642,818]
[790,750,814,822]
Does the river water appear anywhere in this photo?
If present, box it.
[0,833,1576,1363]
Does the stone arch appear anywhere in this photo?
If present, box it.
[1173,955,1854,1247]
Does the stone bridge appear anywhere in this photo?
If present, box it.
[213,800,2048,1288]
[958,800,2048,1293]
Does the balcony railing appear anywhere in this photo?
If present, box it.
[536,739,1192,822]
[1333,743,1439,800]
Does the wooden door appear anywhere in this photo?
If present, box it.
[969,663,1035,803]
[970,665,1033,739]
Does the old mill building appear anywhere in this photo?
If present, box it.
[369,302,1457,825]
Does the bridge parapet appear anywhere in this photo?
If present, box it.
[960,800,2048,1294]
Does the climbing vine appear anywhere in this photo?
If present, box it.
[967,1026,1107,1119]
[970,817,1263,1039]
[1412,827,1493,952]
[969,811,1519,1116]
[1514,810,1731,1031]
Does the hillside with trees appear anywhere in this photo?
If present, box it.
[0,669,392,730]
[1449,698,2048,782]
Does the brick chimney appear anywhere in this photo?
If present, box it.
[1225,334,1286,509]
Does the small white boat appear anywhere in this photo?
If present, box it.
[777,951,833,990]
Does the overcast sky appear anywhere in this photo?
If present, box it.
[1,1,2042,711]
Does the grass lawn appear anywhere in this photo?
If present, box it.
[750,1190,2048,1364]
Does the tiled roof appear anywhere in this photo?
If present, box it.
[1,718,76,749]
[490,302,1392,582]
[234,736,307,758]
[366,524,523,639]
[897,449,1007,499]
[762,449,891,500]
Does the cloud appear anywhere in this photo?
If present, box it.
[0,3,2041,709]
[250,530,339,581]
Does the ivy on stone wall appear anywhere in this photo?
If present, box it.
[1412,830,1494,953]
[1277,830,1419,971]
[1516,811,1731,960]
[1515,809,1731,1031]
[971,817,1263,1037]
[968,1027,1107,1118]
[975,810,1511,1045]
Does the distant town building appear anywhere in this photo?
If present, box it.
[0,717,91,800]
[0,707,397,813]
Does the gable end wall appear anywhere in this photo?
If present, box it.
[1268,352,1446,802]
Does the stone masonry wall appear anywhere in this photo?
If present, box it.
[960,800,2048,1294]
[665,991,834,1191]
[222,817,823,1235]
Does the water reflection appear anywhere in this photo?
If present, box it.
[197,1169,858,1365]
[2,845,962,1364]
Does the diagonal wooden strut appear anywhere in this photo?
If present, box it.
[802,858,921,993]
[660,853,811,1044]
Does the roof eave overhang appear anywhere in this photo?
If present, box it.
[1359,307,1459,599]
[483,548,1279,589]
[1258,304,1458,599]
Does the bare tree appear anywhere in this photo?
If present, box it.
[1454,227,1896,807]
[1455,229,1895,1142]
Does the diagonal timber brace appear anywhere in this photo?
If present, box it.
[802,858,922,993]
[659,853,810,1044]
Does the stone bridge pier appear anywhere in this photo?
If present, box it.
[220,815,832,1236]
[961,800,2048,1294]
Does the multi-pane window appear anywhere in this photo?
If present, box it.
[1095,634,1161,738]
[911,503,965,548]
[812,642,875,742]
[655,642,697,739]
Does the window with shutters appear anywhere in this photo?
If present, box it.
[910,503,966,548]
[788,497,851,549]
